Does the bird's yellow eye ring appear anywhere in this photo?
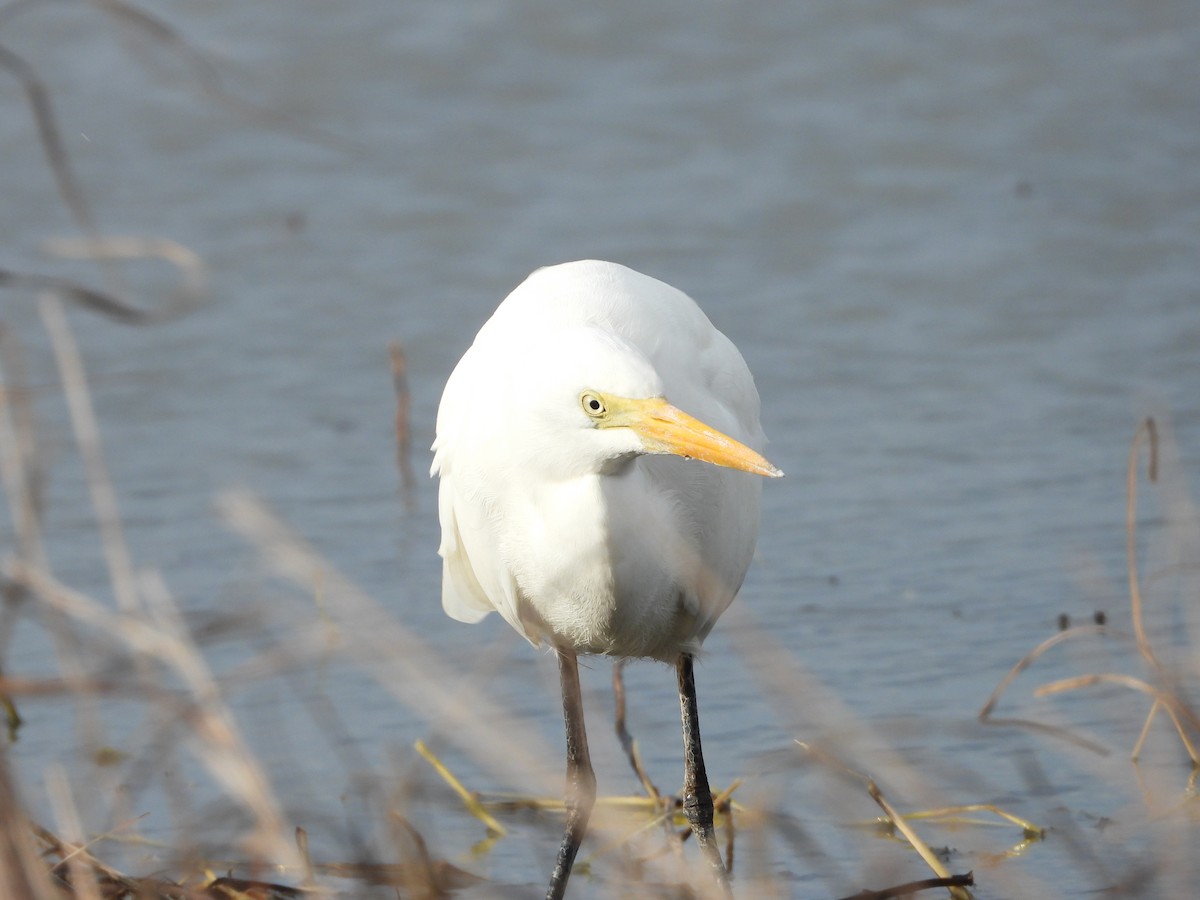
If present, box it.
[580,392,606,418]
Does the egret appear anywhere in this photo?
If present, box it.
[431,260,781,898]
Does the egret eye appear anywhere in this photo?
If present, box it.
[580,392,606,418]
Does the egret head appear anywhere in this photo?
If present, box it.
[517,328,782,479]
[577,388,781,478]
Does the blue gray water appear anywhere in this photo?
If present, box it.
[2,1,1198,896]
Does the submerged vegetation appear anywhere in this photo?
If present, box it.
[1,3,1198,897]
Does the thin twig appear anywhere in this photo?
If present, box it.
[29,818,140,896]
[0,267,148,323]
[389,341,416,505]
[1127,418,1160,671]
[978,624,1110,721]
[0,41,96,232]
[869,803,1043,840]
[612,659,662,802]
[1131,700,1161,761]
[45,766,104,900]
[0,326,47,567]
[866,780,968,899]
[8,560,304,870]
[42,235,209,321]
[1034,673,1199,763]
[389,812,441,900]
[39,293,140,614]
[414,739,508,837]
[217,491,562,793]
[0,751,61,900]
[836,872,975,900]
[84,0,361,153]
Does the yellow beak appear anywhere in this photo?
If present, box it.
[606,396,783,478]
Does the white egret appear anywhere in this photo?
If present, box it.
[432,260,781,898]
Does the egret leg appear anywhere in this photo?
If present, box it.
[677,653,732,894]
[546,648,596,900]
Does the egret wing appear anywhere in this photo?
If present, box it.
[435,482,494,623]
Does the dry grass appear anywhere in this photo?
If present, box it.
[2,293,1195,897]
[2,6,1198,897]
[981,418,1200,765]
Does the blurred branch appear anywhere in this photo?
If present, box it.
[389,341,416,506]
[978,417,1199,766]
[0,327,48,569]
[1127,418,1160,671]
[836,872,975,900]
[84,0,362,153]
[0,40,96,233]
[217,491,559,792]
[0,747,60,900]
[5,559,304,872]
[39,294,139,614]
[864,779,969,900]
[42,236,208,320]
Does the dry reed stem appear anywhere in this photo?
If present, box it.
[41,236,209,322]
[2,301,112,756]
[0,34,135,303]
[794,740,975,899]
[0,674,172,703]
[0,267,149,323]
[388,341,416,505]
[139,570,306,870]
[1131,700,1162,761]
[414,739,508,837]
[0,41,96,233]
[1126,418,1159,670]
[1,2,278,327]
[0,750,60,900]
[612,660,664,803]
[976,716,1111,755]
[483,791,694,814]
[1119,418,1199,758]
[293,826,315,889]
[980,417,1199,767]
[0,233,208,324]
[217,491,570,796]
[734,612,979,889]
[1034,674,1200,763]
[0,330,42,740]
[38,294,139,615]
[5,560,304,871]
[865,780,970,900]
[45,766,104,900]
[29,819,142,897]
[886,804,1043,839]
[388,812,440,900]
[0,327,47,569]
[835,872,976,900]
[978,624,1109,721]
[81,0,361,152]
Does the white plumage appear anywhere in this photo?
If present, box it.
[432,259,778,660]
[430,259,780,898]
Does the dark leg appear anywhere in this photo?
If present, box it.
[677,653,732,894]
[546,648,596,900]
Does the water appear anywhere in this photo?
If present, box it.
[2,0,1198,895]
